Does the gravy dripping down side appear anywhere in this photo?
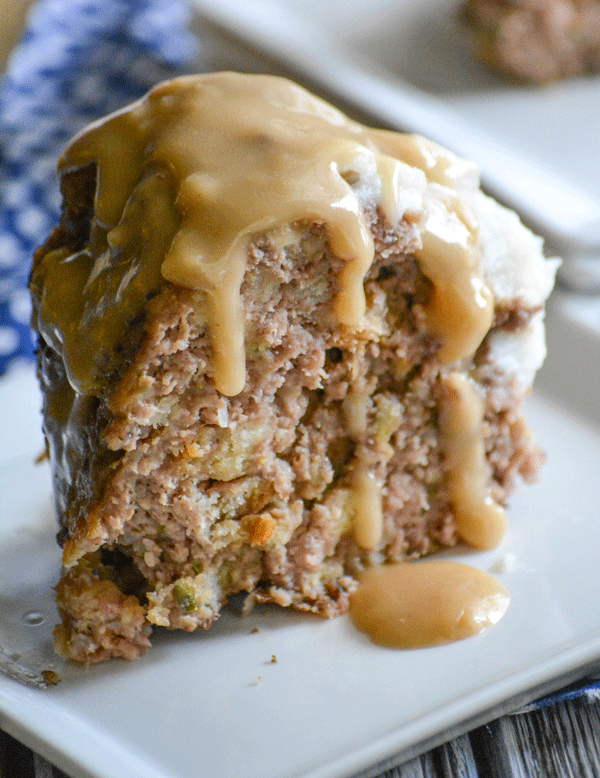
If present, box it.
[438,372,508,550]
[41,73,411,396]
[38,73,494,398]
[342,391,383,551]
[347,136,510,647]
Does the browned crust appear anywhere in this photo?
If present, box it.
[54,555,151,663]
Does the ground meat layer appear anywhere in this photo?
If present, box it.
[462,0,600,82]
[31,171,544,663]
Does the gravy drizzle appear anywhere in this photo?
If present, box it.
[342,391,383,551]
[40,72,492,398]
[353,462,383,551]
[439,372,508,551]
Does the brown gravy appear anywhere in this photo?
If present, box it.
[39,72,492,399]
[349,560,510,648]
[439,372,508,551]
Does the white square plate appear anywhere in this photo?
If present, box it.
[2,292,600,778]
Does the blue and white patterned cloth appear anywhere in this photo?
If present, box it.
[0,0,200,375]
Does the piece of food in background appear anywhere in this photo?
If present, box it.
[29,72,558,662]
[462,0,600,82]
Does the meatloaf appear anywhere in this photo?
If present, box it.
[462,0,600,82]
[29,72,558,662]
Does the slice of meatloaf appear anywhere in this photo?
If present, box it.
[29,73,558,662]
